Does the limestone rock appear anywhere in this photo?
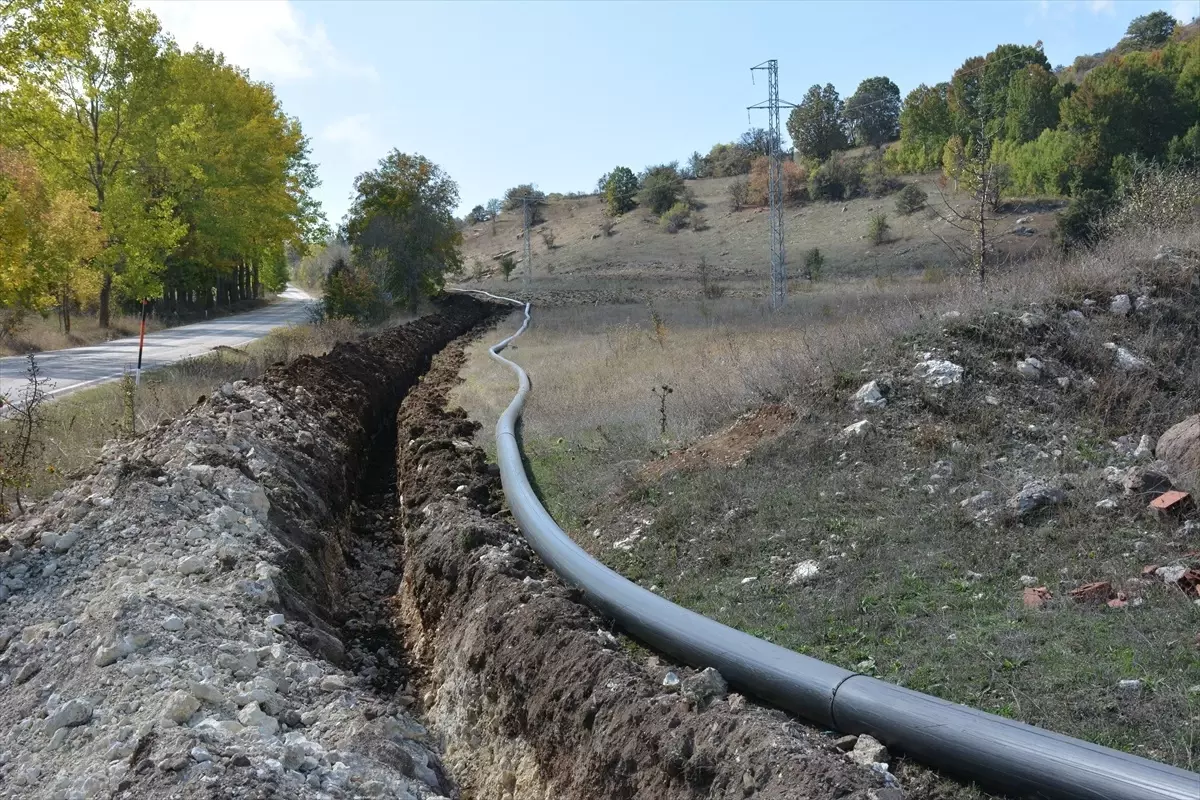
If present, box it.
[1157,414,1200,493]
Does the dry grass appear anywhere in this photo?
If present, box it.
[5,317,364,507]
[455,227,1187,447]
[0,313,166,356]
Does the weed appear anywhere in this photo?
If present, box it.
[804,248,825,281]
[0,354,50,517]
[651,384,673,437]
[869,213,890,246]
[499,254,517,282]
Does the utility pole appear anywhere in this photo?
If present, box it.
[749,59,797,311]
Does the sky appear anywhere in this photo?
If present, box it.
[137,0,1199,225]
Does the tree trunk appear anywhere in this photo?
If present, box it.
[99,273,113,329]
[252,261,260,300]
[61,289,71,335]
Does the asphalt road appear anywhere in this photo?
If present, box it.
[0,286,316,401]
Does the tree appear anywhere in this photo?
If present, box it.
[485,198,502,217]
[844,76,901,147]
[503,184,544,210]
[1003,64,1060,143]
[344,151,463,307]
[787,84,848,160]
[1122,11,1176,50]
[738,127,781,157]
[889,83,954,172]
[638,164,684,215]
[686,151,708,179]
[948,56,987,138]
[704,142,754,177]
[41,190,104,333]
[978,44,1051,137]
[602,166,638,215]
[467,205,487,224]
[0,0,174,327]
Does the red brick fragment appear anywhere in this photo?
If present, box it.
[1069,581,1113,603]
[1023,587,1052,609]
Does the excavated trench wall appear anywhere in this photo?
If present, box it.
[0,297,492,799]
[393,339,878,800]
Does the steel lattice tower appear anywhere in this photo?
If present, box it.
[749,60,796,311]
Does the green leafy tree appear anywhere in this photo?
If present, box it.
[1003,63,1060,142]
[638,164,684,215]
[467,205,487,224]
[704,142,754,177]
[978,44,1051,137]
[948,56,987,138]
[603,166,638,215]
[787,83,848,160]
[1121,11,1176,51]
[889,83,954,172]
[344,151,463,307]
[503,184,544,211]
[0,0,173,326]
[686,151,708,179]
[485,198,502,217]
[844,76,901,147]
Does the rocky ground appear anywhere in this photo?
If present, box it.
[0,298,491,800]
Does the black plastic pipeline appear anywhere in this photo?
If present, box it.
[461,289,1200,800]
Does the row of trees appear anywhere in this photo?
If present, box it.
[0,0,326,332]
[888,14,1198,217]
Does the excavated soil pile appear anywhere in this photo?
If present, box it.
[0,296,492,800]
[395,342,882,800]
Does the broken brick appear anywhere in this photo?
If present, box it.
[1069,581,1113,603]
[1022,586,1052,609]
[1106,591,1129,609]
[1149,490,1192,519]
[1141,565,1160,577]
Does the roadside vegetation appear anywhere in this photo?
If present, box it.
[0,0,328,349]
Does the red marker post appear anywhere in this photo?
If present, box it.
[135,298,148,385]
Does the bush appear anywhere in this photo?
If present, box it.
[322,257,386,323]
[503,184,545,211]
[639,165,685,215]
[540,229,556,248]
[602,166,638,216]
[498,253,517,281]
[728,178,749,211]
[808,156,863,201]
[868,213,890,245]
[803,247,825,280]
[691,212,709,232]
[747,157,810,205]
[864,153,903,196]
[894,184,928,215]
[599,218,615,237]
[659,202,691,233]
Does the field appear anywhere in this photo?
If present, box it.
[451,188,1200,796]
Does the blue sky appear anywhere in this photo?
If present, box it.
[140,0,1198,224]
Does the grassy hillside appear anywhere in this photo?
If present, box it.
[456,174,1062,305]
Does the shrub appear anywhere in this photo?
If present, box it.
[728,178,749,211]
[499,253,517,281]
[322,257,386,323]
[894,184,928,215]
[659,202,691,233]
[602,166,638,216]
[864,153,903,196]
[747,157,810,205]
[808,156,863,201]
[691,212,709,232]
[540,229,556,248]
[599,218,615,237]
[803,247,825,280]
[868,213,890,245]
[1101,161,1199,237]
[639,165,685,215]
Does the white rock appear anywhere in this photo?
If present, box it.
[839,420,873,441]
[1104,343,1149,372]
[1110,294,1132,315]
[1019,575,1038,587]
[162,615,186,632]
[913,358,963,388]
[1057,377,1071,389]
[1016,357,1043,380]
[740,576,758,585]
[1117,679,1142,692]
[177,555,207,576]
[236,702,279,735]
[190,746,213,763]
[662,671,681,689]
[1135,295,1152,311]
[44,699,92,733]
[788,560,820,585]
[265,614,285,629]
[1156,565,1187,584]
[1132,434,1154,461]
[848,733,888,766]
[162,691,200,725]
[1095,498,1119,511]
[852,381,886,410]
[189,680,224,704]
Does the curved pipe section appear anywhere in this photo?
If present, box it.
[456,289,1200,800]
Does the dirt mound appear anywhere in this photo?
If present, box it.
[0,296,493,800]
[641,403,797,481]
[393,345,880,799]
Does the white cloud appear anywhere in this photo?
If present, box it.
[1087,0,1115,14]
[321,113,381,153]
[1171,0,1198,23]
[137,0,376,83]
